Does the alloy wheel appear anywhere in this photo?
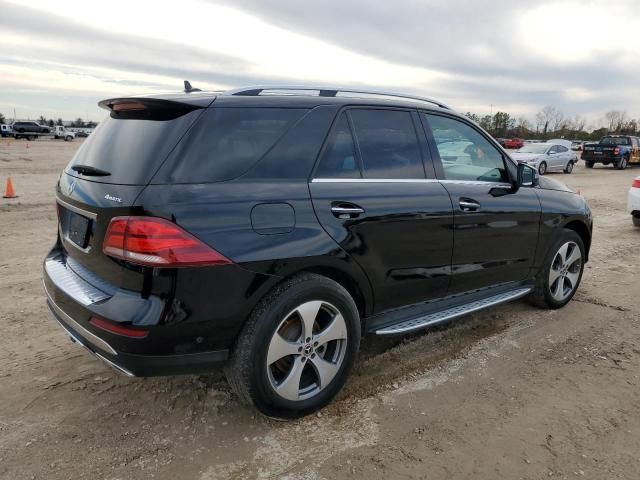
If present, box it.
[548,241,582,302]
[266,300,348,402]
[539,162,547,175]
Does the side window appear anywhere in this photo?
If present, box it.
[549,145,560,154]
[557,146,568,153]
[315,113,360,178]
[349,109,424,179]
[424,113,508,183]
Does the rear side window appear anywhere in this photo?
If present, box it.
[157,108,307,183]
[315,113,360,178]
[350,109,424,179]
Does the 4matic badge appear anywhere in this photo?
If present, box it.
[104,194,122,203]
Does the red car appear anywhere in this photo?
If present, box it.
[504,138,525,149]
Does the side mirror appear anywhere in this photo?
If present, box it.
[517,162,538,187]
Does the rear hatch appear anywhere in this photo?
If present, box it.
[55,96,212,291]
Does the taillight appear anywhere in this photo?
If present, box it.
[90,316,149,338]
[103,216,231,267]
[632,178,640,188]
[614,147,620,155]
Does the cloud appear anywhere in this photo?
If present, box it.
[0,0,638,121]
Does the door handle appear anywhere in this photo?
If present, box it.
[459,199,481,212]
[331,205,365,219]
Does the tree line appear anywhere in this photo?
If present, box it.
[466,107,640,141]
[0,112,96,129]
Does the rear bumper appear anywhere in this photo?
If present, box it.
[583,154,621,164]
[628,188,640,215]
[43,248,230,376]
[45,289,228,376]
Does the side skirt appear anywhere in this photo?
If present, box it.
[370,284,532,336]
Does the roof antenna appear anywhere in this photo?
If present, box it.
[184,80,201,93]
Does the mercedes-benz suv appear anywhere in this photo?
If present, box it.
[43,85,592,418]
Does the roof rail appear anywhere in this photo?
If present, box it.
[224,85,451,110]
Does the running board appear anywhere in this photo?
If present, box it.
[375,287,531,335]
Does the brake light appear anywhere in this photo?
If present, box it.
[632,178,640,188]
[103,216,231,267]
[90,316,149,338]
[614,147,620,155]
[112,101,147,112]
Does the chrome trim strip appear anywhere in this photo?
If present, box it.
[312,178,513,189]
[376,287,531,335]
[44,256,110,306]
[94,352,135,377]
[312,178,439,183]
[44,283,118,355]
[56,197,98,220]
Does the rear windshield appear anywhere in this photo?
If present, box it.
[65,109,203,185]
[153,107,308,184]
[600,136,629,145]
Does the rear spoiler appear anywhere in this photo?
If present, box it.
[98,95,216,120]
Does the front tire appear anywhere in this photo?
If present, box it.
[225,273,361,419]
[528,229,585,309]
[538,162,547,175]
[586,161,594,168]
[633,216,640,227]
[564,161,574,174]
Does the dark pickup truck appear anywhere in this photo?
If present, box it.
[582,135,640,169]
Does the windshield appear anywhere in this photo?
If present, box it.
[600,136,629,145]
[517,144,549,154]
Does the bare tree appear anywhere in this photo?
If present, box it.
[572,115,586,132]
[536,106,564,137]
[604,110,628,133]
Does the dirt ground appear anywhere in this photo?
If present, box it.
[1,137,639,480]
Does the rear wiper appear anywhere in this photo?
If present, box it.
[71,165,111,176]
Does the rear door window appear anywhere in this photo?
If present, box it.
[156,108,307,183]
[349,109,424,179]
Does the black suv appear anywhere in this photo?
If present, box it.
[12,121,50,135]
[43,85,592,418]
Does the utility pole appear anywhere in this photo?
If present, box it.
[490,104,493,116]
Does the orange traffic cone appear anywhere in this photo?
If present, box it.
[3,177,18,198]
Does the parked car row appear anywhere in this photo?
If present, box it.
[0,123,82,141]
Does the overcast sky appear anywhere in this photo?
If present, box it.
[1,0,637,125]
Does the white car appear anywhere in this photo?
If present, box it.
[629,176,640,227]
[510,139,578,175]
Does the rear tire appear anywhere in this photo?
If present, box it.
[616,156,628,170]
[527,229,585,309]
[633,216,640,227]
[225,273,361,419]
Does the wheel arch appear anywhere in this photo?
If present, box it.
[563,219,591,262]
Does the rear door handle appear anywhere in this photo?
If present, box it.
[459,199,481,212]
[331,204,365,219]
